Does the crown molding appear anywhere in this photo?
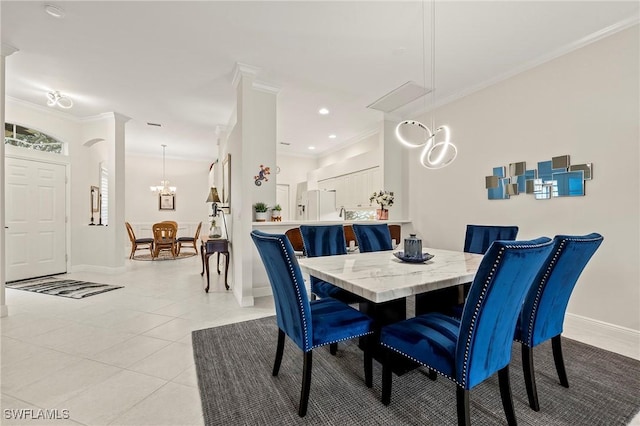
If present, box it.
[6,96,80,121]
[1,43,18,57]
[231,62,261,88]
[315,126,380,158]
[398,17,640,122]
[253,80,280,95]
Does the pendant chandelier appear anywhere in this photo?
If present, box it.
[150,144,176,194]
[395,1,458,169]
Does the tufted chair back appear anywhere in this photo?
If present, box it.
[456,237,553,389]
[251,230,312,351]
[517,233,604,347]
[352,223,393,253]
[464,225,519,254]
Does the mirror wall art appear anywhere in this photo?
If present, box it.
[485,155,593,200]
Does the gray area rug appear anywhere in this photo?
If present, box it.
[6,276,123,299]
[193,316,640,425]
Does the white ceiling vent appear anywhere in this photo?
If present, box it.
[367,81,431,113]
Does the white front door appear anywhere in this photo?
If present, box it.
[5,157,66,281]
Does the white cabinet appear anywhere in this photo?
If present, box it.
[319,166,381,209]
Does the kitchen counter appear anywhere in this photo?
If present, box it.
[252,219,411,227]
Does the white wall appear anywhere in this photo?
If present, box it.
[317,131,379,168]
[405,26,639,330]
[125,153,211,239]
[275,153,317,215]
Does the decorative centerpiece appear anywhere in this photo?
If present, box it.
[369,190,394,220]
[271,204,282,221]
[254,202,269,222]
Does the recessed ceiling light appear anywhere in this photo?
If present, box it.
[308,146,316,150]
[318,108,329,115]
[329,134,337,139]
[44,4,65,18]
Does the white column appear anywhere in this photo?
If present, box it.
[1,43,19,317]
[230,63,279,306]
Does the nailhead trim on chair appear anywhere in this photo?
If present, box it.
[515,241,564,347]
[259,232,373,352]
[514,234,603,347]
[382,240,551,388]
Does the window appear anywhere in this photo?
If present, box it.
[4,123,64,153]
[100,163,108,226]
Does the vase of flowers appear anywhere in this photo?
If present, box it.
[370,190,394,220]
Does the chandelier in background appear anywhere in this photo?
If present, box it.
[395,1,458,169]
[150,144,176,195]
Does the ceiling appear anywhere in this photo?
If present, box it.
[2,1,638,161]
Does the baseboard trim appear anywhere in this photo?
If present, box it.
[70,265,127,275]
[563,313,640,361]
[253,286,273,298]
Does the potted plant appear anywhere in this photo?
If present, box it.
[271,204,282,221]
[369,190,394,220]
[254,202,269,222]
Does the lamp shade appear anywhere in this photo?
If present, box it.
[206,187,221,203]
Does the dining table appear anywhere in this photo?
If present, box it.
[298,247,484,373]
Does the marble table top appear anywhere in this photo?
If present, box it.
[297,248,484,304]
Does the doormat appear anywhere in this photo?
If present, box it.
[6,276,123,299]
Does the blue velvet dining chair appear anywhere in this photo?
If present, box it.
[352,223,394,253]
[416,224,520,316]
[250,230,374,417]
[515,233,603,412]
[464,224,519,254]
[381,237,554,426]
[299,225,364,304]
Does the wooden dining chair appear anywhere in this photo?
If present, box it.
[251,230,374,417]
[381,237,554,426]
[176,222,201,255]
[388,224,401,247]
[284,227,305,257]
[152,221,177,258]
[515,233,603,411]
[343,224,357,250]
[125,222,154,259]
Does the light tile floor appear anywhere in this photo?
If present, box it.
[1,254,639,425]
[1,254,275,425]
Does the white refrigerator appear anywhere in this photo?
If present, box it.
[306,190,340,221]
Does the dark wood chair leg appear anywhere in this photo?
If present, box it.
[498,366,517,426]
[521,343,540,411]
[381,349,393,405]
[272,329,285,376]
[298,351,313,417]
[329,343,337,355]
[552,335,569,388]
[456,387,470,426]
[363,335,373,388]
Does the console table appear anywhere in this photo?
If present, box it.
[200,238,230,292]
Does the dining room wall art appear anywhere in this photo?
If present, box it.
[486,155,593,200]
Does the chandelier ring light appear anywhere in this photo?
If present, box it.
[395,1,458,169]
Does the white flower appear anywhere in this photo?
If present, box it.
[369,190,394,208]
